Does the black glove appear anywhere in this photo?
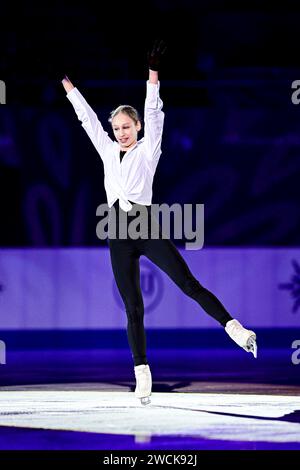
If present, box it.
[147,39,167,71]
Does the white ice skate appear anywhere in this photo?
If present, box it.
[134,364,152,405]
[225,319,257,358]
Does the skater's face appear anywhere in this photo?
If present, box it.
[111,112,141,151]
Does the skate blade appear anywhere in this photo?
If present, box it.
[246,335,257,358]
[140,396,151,406]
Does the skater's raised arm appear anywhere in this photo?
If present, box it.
[61,75,113,163]
[144,40,167,164]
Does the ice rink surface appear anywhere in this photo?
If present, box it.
[0,348,299,450]
[0,382,300,448]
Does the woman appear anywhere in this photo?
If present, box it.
[62,41,257,405]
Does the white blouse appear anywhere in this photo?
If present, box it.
[66,81,165,212]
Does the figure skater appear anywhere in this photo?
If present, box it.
[62,40,257,405]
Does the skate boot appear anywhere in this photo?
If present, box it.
[134,364,152,405]
[225,319,257,358]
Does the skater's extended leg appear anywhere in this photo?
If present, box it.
[141,238,232,326]
[141,237,257,356]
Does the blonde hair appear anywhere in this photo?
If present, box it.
[108,105,141,125]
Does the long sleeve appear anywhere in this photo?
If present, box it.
[143,81,165,164]
[66,87,113,163]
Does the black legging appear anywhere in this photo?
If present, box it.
[107,200,233,366]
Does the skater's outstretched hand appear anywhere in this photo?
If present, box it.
[61,75,75,93]
[147,39,167,72]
